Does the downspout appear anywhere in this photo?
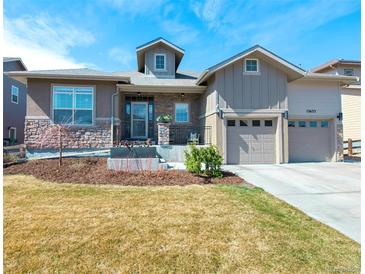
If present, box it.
[111,88,118,147]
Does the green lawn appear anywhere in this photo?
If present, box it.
[4,175,360,273]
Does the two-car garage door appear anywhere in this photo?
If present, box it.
[288,119,333,162]
[226,118,334,164]
[227,119,276,164]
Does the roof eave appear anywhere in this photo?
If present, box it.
[117,83,206,93]
[302,73,359,85]
[136,38,185,54]
[5,72,130,83]
[3,58,28,71]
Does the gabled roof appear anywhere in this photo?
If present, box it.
[196,45,306,85]
[3,57,28,71]
[136,37,185,72]
[6,68,130,85]
[311,59,361,73]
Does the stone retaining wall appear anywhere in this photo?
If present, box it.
[25,118,111,149]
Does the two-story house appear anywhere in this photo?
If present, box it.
[3,57,27,145]
[312,59,361,142]
[7,38,358,164]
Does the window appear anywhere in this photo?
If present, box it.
[309,121,317,128]
[321,120,329,128]
[298,121,306,127]
[252,120,260,127]
[288,121,295,127]
[11,85,19,104]
[344,68,354,76]
[175,103,189,122]
[245,59,259,72]
[265,120,273,127]
[155,54,166,70]
[53,86,94,125]
[240,120,248,126]
[8,127,16,141]
[227,120,236,127]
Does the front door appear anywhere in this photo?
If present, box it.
[131,102,148,138]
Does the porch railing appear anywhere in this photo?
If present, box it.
[169,125,212,145]
[115,122,212,146]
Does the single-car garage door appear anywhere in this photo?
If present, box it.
[227,119,276,164]
[289,120,333,162]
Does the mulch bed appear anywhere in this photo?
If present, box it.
[4,158,251,187]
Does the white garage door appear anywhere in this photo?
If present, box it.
[289,120,333,162]
[227,119,276,164]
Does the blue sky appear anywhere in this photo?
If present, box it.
[4,0,360,72]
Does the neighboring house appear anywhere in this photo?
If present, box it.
[7,38,358,164]
[3,57,27,145]
[311,59,361,141]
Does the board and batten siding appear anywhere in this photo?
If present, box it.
[215,58,288,110]
[288,79,341,117]
[341,88,361,140]
[144,45,176,77]
[200,76,217,115]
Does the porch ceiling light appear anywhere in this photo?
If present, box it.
[181,93,185,98]
[137,92,141,96]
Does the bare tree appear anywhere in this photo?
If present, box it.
[39,115,72,166]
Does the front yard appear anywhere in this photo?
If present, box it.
[4,174,360,273]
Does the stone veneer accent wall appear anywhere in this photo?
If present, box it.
[157,123,170,145]
[24,118,111,149]
[336,122,344,161]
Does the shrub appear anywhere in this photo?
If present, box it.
[184,145,223,178]
[156,114,173,123]
[184,145,202,174]
[200,145,223,178]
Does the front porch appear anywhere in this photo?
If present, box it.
[113,92,212,146]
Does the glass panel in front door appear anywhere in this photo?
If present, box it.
[132,103,147,138]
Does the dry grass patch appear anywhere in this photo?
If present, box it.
[4,175,360,273]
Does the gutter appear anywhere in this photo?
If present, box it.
[5,71,130,82]
[303,72,358,82]
[116,84,207,93]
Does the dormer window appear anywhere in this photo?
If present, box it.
[244,58,259,73]
[155,54,166,71]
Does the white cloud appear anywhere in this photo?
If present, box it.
[160,18,199,45]
[191,0,224,29]
[190,0,360,46]
[102,0,165,15]
[4,14,96,70]
[108,47,134,69]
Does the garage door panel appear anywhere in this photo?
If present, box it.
[289,120,333,162]
[227,119,276,164]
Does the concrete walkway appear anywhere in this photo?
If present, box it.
[223,162,361,243]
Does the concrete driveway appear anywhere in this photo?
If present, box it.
[223,162,361,243]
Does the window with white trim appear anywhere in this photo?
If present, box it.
[245,59,259,72]
[11,85,19,104]
[53,86,94,125]
[175,103,189,123]
[344,68,354,76]
[155,54,166,70]
[9,127,16,141]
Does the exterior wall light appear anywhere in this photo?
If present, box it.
[337,112,343,121]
